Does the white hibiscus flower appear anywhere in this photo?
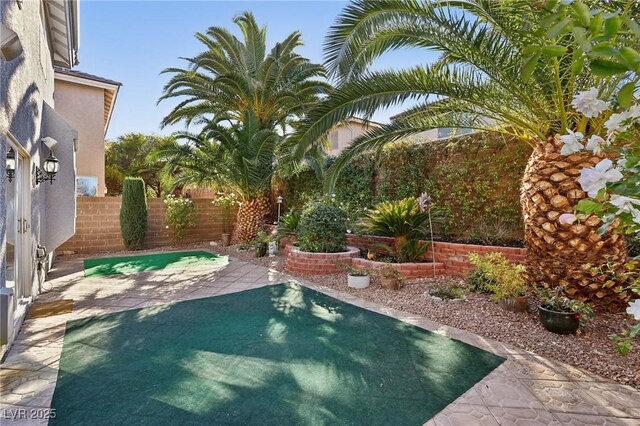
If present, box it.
[627,300,640,321]
[604,110,633,133]
[572,88,609,118]
[610,195,640,224]
[585,135,605,153]
[578,159,623,197]
[559,129,585,155]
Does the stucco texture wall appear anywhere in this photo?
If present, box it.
[53,79,106,196]
[1,0,55,293]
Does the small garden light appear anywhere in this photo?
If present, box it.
[276,194,283,222]
[6,147,15,183]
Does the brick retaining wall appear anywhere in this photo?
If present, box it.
[58,197,236,254]
[346,234,526,277]
[352,258,446,279]
[284,246,359,275]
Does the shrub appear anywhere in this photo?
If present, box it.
[119,177,147,250]
[297,203,347,253]
[467,268,496,294]
[467,252,527,301]
[164,195,197,243]
[429,283,466,300]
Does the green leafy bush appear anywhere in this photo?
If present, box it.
[212,192,240,234]
[297,203,347,253]
[120,177,148,250]
[279,133,529,245]
[429,283,466,300]
[467,268,496,294]
[467,252,527,301]
[164,195,197,243]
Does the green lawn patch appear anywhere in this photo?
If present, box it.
[50,283,503,425]
[83,250,227,277]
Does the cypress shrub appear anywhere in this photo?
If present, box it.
[119,177,147,250]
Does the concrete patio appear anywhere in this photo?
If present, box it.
[1,250,639,425]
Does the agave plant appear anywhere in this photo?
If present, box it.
[291,0,638,310]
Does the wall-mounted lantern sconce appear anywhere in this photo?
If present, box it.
[6,148,15,182]
[34,137,60,185]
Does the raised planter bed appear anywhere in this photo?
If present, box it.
[346,234,526,277]
[352,258,445,279]
[284,246,359,275]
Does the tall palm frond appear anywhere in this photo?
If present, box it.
[158,11,331,130]
[290,0,618,190]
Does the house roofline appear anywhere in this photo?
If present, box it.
[54,68,122,136]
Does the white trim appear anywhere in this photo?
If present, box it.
[54,71,120,135]
[53,71,119,91]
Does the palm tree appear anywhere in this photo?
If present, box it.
[153,110,280,241]
[291,0,634,310]
[158,12,330,240]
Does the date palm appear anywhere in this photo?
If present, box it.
[291,0,632,310]
[154,111,279,242]
[158,12,330,240]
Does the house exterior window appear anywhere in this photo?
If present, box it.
[330,131,339,149]
[437,127,472,139]
[77,176,98,197]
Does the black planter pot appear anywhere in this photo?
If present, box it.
[255,242,268,258]
[538,305,580,335]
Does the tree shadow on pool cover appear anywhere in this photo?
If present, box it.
[50,283,503,425]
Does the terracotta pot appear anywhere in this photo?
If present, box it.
[221,233,231,247]
[498,296,528,313]
[381,277,400,290]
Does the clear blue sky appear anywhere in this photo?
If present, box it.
[78,1,434,140]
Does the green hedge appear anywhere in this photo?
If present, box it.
[280,132,532,245]
[120,177,148,250]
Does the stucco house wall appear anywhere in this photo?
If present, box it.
[327,119,381,157]
[1,0,56,301]
[54,79,107,196]
[1,0,80,352]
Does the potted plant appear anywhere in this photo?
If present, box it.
[536,287,595,335]
[212,193,239,247]
[254,230,270,258]
[377,262,404,291]
[335,261,371,289]
[468,252,529,313]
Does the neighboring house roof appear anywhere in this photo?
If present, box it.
[54,67,122,136]
[339,117,384,128]
[42,0,80,67]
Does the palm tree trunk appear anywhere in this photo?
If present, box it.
[521,136,628,312]
[235,195,271,243]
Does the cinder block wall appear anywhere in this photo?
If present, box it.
[58,197,235,254]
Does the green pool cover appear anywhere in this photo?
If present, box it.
[83,250,227,277]
[50,283,503,425]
